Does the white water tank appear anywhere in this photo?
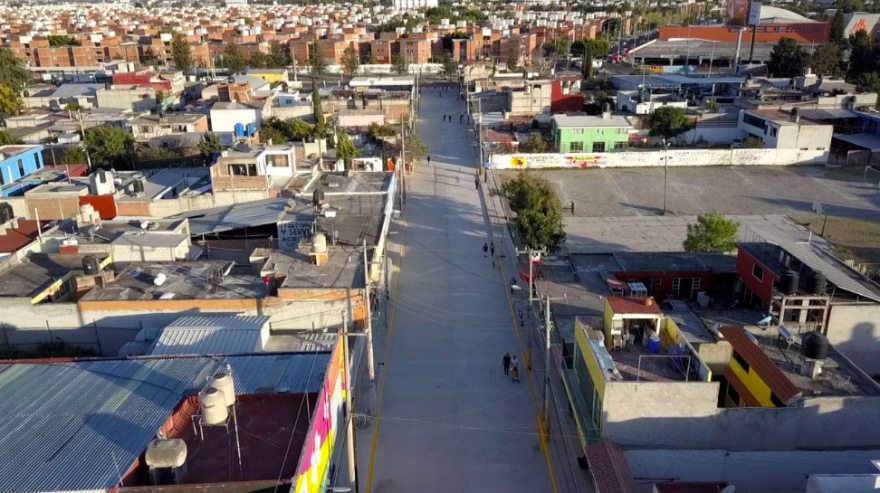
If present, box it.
[145,438,188,469]
[312,233,328,254]
[209,372,236,407]
[154,273,167,286]
[199,387,228,425]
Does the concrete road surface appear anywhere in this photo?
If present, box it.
[359,88,555,493]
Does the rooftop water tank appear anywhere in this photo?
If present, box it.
[154,273,167,286]
[808,271,827,296]
[781,270,799,296]
[209,372,236,407]
[82,255,101,276]
[803,332,829,361]
[145,438,188,469]
[312,233,328,254]
[199,387,228,425]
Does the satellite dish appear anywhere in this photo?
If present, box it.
[720,486,736,493]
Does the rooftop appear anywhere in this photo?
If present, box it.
[0,144,41,160]
[585,439,637,493]
[80,261,269,302]
[582,328,692,382]
[613,252,736,274]
[172,198,291,236]
[552,113,632,128]
[301,171,392,195]
[251,247,366,290]
[0,220,44,254]
[0,353,330,493]
[150,315,269,356]
[607,296,662,315]
[0,253,108,299]
[130,113,207,125]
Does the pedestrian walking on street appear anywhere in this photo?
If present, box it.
[490,242,495,256]
[442,114,446,122]
[474,176,480,190]
[427,155,431,165]
[511,355,520,382]
[503,352,511,375]
[439,91,442,98]
[482,243,488,257]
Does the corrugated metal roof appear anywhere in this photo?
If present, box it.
[151,328,261,355]
[174,198,292,236]
[166,315,270,331]
[0,353,330,493]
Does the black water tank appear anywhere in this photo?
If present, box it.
[131,180,145,195]
[82,255,100,276]
[802,332,829,360]
[808,271,827,295]
[0,203,13,224]
[781,270,800,296]
[312,189,325,206]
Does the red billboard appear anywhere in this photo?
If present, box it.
[726,0,751,28]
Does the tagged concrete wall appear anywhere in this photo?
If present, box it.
[625,449,880,493]
[490,148,829,169]
[603,389,880,451]
[826,303,880,376]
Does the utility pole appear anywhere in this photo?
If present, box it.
[341,310,357,490]
[77,110,93,172]
[400,119,406,205]
[662,138,671,215]
[363,238,375,383]
[543,295,552,428]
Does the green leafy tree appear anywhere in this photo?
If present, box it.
[440,57,458,77]
[0,48,31,92]
[404,132,428,163]
[683,214,740,253]
[260,126,287,144]
[197,133,222,163]
[312,77,325,128]
[811,43,844,77]
[648,106,691,141]
[741,136,765,149]
[223,44,247,74]
[847,30,878,81]
[0,84,22,118]
[838,0,865,13]
[47,35,80,46]
[308,40,328,76]
[249,50,268,69]
[542,39,570,58]
[830,10,846,46]
[0,131,23,146]
[506,48,519,71]
[84,125,134,169]
[391,53,409,75]
[768,37,808,78]
[268,41,290,69]
[171,33,193,74]
[519,134,548,153]
[368,122,395,140]
[856,73,880,108]
[60,145,88,164]
[335,130,360,169]
[582,48,593,79]
[501,173,565,250]
[155,91,166,106]
[341,45,360,76]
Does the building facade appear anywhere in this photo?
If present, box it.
[552,114,633,153]
[0,145,45,196]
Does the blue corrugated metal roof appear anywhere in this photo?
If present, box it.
[150,316,270,356]
[0,352,330,493]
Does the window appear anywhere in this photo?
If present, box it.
[571,128,584,135]
[613,141,627,151]
[727,381,741,407]
[742,113,767,131]
[671,278,681,292]
[770,127,778,138]
[0,169,5,186]
[732,350,750,373]
[569,142,584,152]
[592,142,606,152]
[770,393,785,407]
[650,278,662,293]
[693,278,701,291]
[267,154,289,167]
[752,264,764,282]
[17,159,24,177]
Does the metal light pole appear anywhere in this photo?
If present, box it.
[340,310,356,491]
[363,238,375,383]
[662,138,670,215]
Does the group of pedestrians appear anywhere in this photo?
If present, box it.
[441,113,465,123]
[503,352,520,383]
[482,242,495,267]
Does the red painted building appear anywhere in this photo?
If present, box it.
[609,252,737,301]
[550,80,584,114]
[735,243,782,308]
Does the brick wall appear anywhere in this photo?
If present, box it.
[27,197,81,220]
[115,200,151,217]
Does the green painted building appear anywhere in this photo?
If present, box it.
[552,114,633,153]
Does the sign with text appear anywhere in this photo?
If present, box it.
[748,2,762,26]
[277,220,315,252]
[725,0,750,28]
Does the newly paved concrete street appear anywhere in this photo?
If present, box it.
[359,89,554,493]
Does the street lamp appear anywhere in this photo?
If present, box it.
[662,138,671,215]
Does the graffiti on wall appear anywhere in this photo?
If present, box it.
[493,148,828,169]
[277,220,315,252]
[510,154,607,169]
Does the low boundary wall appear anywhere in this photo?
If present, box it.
[490,148,829,169]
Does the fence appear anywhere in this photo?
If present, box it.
[0,322,143,357]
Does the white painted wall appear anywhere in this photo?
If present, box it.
[210,107,262,133]
[490,148,829,169]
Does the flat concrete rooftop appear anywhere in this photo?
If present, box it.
[302,171,391,195]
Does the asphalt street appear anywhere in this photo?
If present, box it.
[359,88,554,493]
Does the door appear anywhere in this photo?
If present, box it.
[679,278,694,300]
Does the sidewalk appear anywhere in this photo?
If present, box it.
[478,168,595,493]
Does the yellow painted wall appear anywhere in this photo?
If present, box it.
[249,72,286,83]
[575,319,606,400]
[603,299,613,348]
[729,355,775,407]
[659,317,681,351]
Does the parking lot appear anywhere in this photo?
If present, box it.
[500,165,880,221]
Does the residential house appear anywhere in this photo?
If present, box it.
[0,145,45,196]
[95,84,158,112]
[130,113,210,142]
[210,100,265,133]
[552,114,633,153]
[210,145,297,192]
[737,109,833,151]
[245,68,289,84]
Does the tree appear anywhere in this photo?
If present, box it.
[501,173,565,250]
[830,10,846,46]
[572,38,610,57]
[0,48,31,92]
[290,119,315,140]
[197,133,222,163]
[335,129,360,169]
[391,53,409,75]
[768,38,808,78]
[47,35,79,47]
[341,45,360,76]
[519,134,548,153]
[368,122,395,140]
[260,126,287,145]
[223,44,247,74]
[84,125,134,169]
[171,33,193,74]
[0,84,22,118]
[856,73,880,108]
[741,136,765,149]
[439,57,458,78]
[249,50,268,69]
[0,131,23,146]
[847,30,878,80]
[542,39,569,58]
[60,145,88,165]
[582,48,593,79]
[683,213,740,253]
[155,91,166,106]
[811,43,843,77]
[404,132,428,163]
[308,40,328,76]
[648,106,691,141]
[838,0,865,12]
[268,41,290,69]
[311,77,325,128]
[506,48,519,71]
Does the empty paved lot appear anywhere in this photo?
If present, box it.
[501,166,880,221]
